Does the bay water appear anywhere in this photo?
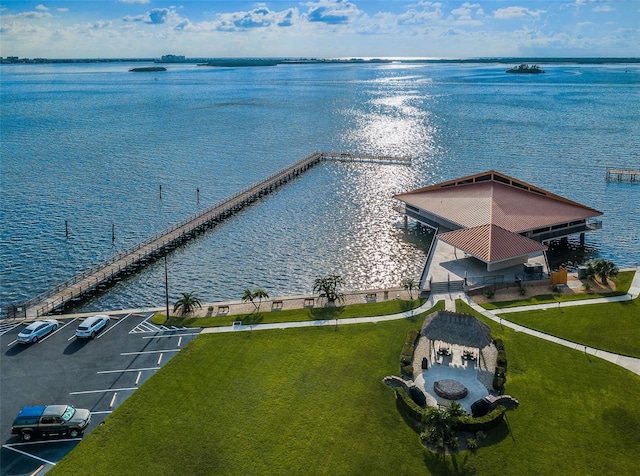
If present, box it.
[1,60,638,314]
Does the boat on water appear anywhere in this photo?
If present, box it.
[129,66,167,73]
[505,64,545,74]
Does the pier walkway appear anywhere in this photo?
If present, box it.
[605,167,640,182]
[18,152,410,318]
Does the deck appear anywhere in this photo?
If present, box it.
[606,167,640,182]
[16,152,410,318]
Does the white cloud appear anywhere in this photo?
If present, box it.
[35,4,48,11]
[118,0,150,4]
[593,5,615,13]
[494,6,545,19]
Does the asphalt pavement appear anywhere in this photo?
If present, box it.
[0,312,199,476]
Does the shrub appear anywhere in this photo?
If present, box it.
[455,406,506,432]
[447,435,460,450]
[550,284,561,293]
[583,281,592,292]
[396,387,426,422]
[485,290,495,299]
[399,330,420,371]
[497,350,507,368]
[519,287,527,296]
[401,364,414,378]
[493,338,505,352]
[466,438,478,451]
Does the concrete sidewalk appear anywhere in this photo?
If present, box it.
[203,268,640,377]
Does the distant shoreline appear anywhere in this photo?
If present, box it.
[2,56,639,66]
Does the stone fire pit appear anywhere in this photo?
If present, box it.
[434,379,468,400]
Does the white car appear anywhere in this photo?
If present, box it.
[75,315,110,339]
[17,319,59,344]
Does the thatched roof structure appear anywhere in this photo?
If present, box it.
[420,311,492,349]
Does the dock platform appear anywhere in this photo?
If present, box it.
[16,151,410,318]
[606,167,640,182]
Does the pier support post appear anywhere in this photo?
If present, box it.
[65,220,69,239]
[580,233,585,245]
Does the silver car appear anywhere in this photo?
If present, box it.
[75,314,109,339]
[17,319,59,344]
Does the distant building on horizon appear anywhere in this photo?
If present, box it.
[159,54,186,63]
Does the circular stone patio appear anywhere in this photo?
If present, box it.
[434,379,468,400]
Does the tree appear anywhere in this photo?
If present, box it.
[313,274,345,306]
[173,292,202,316]
[421,402,465,449]
[242,288,270,311]
[402,277,416,300]
[590,258,618,285]
[242,288,255,310]
[252,289,269,310]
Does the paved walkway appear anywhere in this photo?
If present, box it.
[202,268,640,376]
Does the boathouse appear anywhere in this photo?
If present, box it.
[394,170,602,272]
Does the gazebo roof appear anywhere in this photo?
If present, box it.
[420,311,492,349]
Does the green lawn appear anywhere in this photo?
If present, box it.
[153,298,427,327]
[52,301,640,476]
[480,271,634,310]
[494,297,640,358]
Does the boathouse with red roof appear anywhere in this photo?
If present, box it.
[394,170,603,272]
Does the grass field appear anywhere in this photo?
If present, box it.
[153,299,427,327]
[51,300,640,476]
[494,297,640,358]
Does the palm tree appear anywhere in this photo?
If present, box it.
[173,292,202,316]
[313,274,345,306]
[242,288,256,310]
[252,289,269,310]
[590,258,618,285]
[402,277,416,300]
[421,402,465,448]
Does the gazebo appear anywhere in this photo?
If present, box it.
[420,310,493,367]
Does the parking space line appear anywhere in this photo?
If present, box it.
[135,371,142,385]
[120,349,180,356]
[70,387,138,395]
[157,353,163,365]
[97,367,160,374]
[109,393,118,408]
[142,332,200,339]
[90,411,113,415]
[178,336,183,347]
[96,312,131,339]
[2,443,58,466]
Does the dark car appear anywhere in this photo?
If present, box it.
[11,405,91,441]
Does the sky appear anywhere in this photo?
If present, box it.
[0,0,638,59]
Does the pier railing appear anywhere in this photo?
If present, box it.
[15,151,411,318]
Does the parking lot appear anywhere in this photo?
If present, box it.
[0,312,200,475]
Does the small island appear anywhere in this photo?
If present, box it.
[129,66,167,72]
[505,63,545,74]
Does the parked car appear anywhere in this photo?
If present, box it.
[75,314,110,339]
[11,405,91,441]
[16,319,59,344]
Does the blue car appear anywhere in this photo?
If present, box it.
[17,319,59,344]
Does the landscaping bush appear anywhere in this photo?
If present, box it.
[395,387,426,422]
[401,364,414,378]
[455,406,506,432]
[485,290,495,299]
[493,367,506,392]
[497,350,508,368]
[493,338,505,352]
[399,329,419,370]
[519,287,527,296]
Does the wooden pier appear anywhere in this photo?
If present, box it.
[17,152,410,318]
[606,167,640,182]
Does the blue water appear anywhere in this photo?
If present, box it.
[1,61,639,314]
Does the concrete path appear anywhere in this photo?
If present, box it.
[202,268,640,377]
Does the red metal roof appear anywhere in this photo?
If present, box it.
[394,171,602,233]
[438,224,548,263]
[394,170,602,264]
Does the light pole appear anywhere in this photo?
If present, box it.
[164,256,170,320]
